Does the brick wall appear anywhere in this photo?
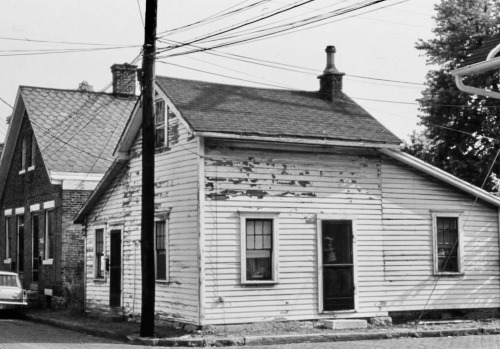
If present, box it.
[61,190,91,289]
[0,114,91,299]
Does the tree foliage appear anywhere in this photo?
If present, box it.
[405,0,500,191]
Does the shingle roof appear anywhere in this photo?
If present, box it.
[156,76,401,145]
[20,86,136,173]
[462,33,500,66]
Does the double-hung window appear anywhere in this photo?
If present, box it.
[155,99,166,148]
[20,131,35,172]
[5,216,11,260]
[432,212,463,275]
[155,221,168,281]
[17,216,24,272]
[44,210,54,261]
[240,213,279,284]
[95,228,105,279]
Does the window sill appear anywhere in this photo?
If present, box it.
[434,272,464,277]
[27,166,35,172]
[18,169,26,175]
[155,146,170,153]
[3,258,11,264]
[42,259,53,265]
[155,279,169,284]
[93,278,106,283]
[322,309,356,315]
[241,280,278,286]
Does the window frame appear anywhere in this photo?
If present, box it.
[94,227,105,280]
[17,215,24,273]
[154,99,167,149]
[5,214,12,262]
[432,212,464,276]
[240,212,279,285]
[30,132,36,170]
[154,220,169,282]
[43,209,55,264]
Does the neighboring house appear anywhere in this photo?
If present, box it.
[74,47,500,326]
[0,64,137,303]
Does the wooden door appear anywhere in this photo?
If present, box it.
[109,230,122,307]
[322,220,354,311]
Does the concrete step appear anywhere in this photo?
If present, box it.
[322,319,368,330]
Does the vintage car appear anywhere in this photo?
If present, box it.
[0,271,27,309]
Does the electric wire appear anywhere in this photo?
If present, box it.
[157,0,405,58]
[158,0,319,53]
[157,0,268,37]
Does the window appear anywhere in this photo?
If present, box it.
[31,133,36,167]
[240,213,279,284]
[95,229,105,279]
[155,99,166,148]
[32,213,39,282]
[432,213,463,274]
[44,210,54,260]
[155,221,168,281]
[20,133,34,171]
[17,216,24,272]
[5,216,11,259]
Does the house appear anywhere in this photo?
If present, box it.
[0,64,137,304]
[74,46,500,326]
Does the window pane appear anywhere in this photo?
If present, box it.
[155,100,165,124]
[5,217,10,259]
[437,217,459,272]
[245,219,273,281]
[46,210,54,259]
[155,128,165,148]
[155,221,167,280]
[95,229,104,278]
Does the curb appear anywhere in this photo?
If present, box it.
[23,314,130,343]
[22,315,500,347]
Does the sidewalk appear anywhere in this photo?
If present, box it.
[22,309,500,347]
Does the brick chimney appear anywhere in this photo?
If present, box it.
[111,63,137,96]
[318,46,345,100]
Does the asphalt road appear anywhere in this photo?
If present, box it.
[3,316,500,349]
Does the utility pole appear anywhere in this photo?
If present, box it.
[140,0,157,338]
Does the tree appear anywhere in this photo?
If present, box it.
[407,0,500,191]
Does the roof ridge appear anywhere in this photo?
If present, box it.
[19,85,121,97]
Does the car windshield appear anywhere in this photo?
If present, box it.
[0,275,20,287]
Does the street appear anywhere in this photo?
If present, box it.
[3,317,500,349]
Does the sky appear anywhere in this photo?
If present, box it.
[0,0,440,143]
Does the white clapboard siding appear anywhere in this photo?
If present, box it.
[201,141,500,325]
[85,112,200,324]
[202,142,383,325]
[377,157,500,313]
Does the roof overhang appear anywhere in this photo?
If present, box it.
[196,131,400,149]
[73,158,129,224]
[380,148,500,207]
[0,89,24,202]
[49,171,104,190]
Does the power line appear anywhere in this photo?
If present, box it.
[0,36,130,46]
[137,0,145,28]
[157,0,268,37]
[157,0,403,58]
[0,44,140,58]
[158,37,425,87]
[159,0,318,53]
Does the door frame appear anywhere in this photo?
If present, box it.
[317,214,358,314]
[109,228,123,308]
